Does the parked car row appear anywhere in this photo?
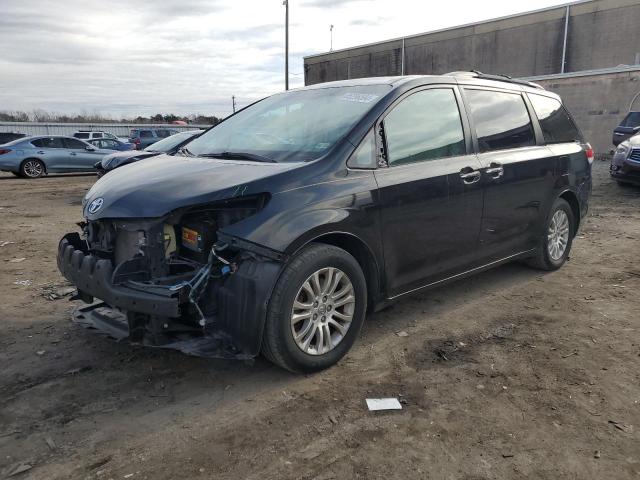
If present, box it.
[0,129,201,178]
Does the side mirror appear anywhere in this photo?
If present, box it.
[86,146,96,151]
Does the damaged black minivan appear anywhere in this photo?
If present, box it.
[58,72,592,372]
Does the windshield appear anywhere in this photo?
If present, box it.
[144,131,198,152]
[621,112,640,127]
[186,85,389,162]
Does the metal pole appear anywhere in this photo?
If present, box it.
[560,5,570,74]
[232,96,236,113]
[401,37,405,75]
[330,25,334,51]
[284,0,289,90]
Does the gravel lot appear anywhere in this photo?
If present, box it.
[0,161,639,479]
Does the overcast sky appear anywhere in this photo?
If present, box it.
[0,0,569,118]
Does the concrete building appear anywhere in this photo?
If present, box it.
[303,0,640,154]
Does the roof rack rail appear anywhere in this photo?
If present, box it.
[446,70,545,90]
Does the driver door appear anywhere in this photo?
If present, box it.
[63,138,105,170]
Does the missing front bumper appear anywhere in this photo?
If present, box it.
[73,302,250,359]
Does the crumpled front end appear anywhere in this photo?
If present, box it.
[57,195,283,359]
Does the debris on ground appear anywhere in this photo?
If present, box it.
[608,420,633,433]
[64,366,92,376]
[0,240,15,247]
[41,284,76,300]
[8,257,26,263]
[366,398,403,411]
[6,464,32,477]
[13,279,32,286]
[45,436,56,450]
[395,331,410,337]
[594,450,601,458]
[36,350,46,356]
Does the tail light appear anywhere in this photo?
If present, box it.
[584,143,594,165]
[0,149,11,155]
[132,138,141,149]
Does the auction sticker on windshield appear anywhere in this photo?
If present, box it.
[341,93,379,103]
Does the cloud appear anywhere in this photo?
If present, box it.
[0,0,570,117]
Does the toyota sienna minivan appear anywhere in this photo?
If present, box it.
[58,72,592,372]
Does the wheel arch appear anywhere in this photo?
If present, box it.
[294,231,382,309]
[558,189,581,235]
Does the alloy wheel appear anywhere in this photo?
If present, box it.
[290,267,356,355]
[23,160,43,178]
[547,210,570,261]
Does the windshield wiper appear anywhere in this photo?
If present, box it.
[199,151,276,163]
[177,146,195,157]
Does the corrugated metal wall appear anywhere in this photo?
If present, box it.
[0,122,210,137]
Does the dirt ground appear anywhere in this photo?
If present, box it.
[0,160,639,480]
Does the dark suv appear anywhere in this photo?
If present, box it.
[612,111,640,146]
[57,72,592,372]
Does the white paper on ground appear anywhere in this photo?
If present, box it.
[366,398,402,411]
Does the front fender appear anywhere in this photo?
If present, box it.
[219,170,381,255]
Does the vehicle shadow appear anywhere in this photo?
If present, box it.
[0,259,545,474]
[0,172,96,180]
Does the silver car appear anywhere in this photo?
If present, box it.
[0,135,111,178]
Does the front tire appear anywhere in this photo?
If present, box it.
[20,159,45,178]
[261,243,367,373]
[526,198,575,271]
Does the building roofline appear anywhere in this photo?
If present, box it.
[303,0,595,60]
[520,65,640,81]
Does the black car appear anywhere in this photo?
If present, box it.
[0,132,26,145]
[95,130,201,176]
[610,134,640,185]
[57,72,592,372]
[612,111,640,146]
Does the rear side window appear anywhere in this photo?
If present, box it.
[621,112,640,127]
[31,137,65,148]
[74,132,90,139]
[383,88,466,166]
[529,94,582,144]
[140,130,153,138]
[93,132,103,138]
[64,138,88,149]
[465,89,535,153]
[129,129,139,137]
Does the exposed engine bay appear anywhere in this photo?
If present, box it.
[57,195,283,359]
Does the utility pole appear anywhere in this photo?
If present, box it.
[232,95,236,113]
[330,24,334,51]
[284,0,289,90]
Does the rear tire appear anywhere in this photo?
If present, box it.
[20,159,45,178]
[261,243,367,373]
[526,198,575,271]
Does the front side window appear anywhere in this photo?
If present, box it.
[529,94,582,144]
[32,137,65,148]
[465,89,535,153]
[347,129,377,168]
[186,85,389,163]
[383,88,465,166]
[93,132,103,138]
[140,130,153,138]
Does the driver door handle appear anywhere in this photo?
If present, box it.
[485,162,504,179]
[459,167,481,184]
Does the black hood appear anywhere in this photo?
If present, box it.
[84,154,302,219]
[101,150,159,170]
